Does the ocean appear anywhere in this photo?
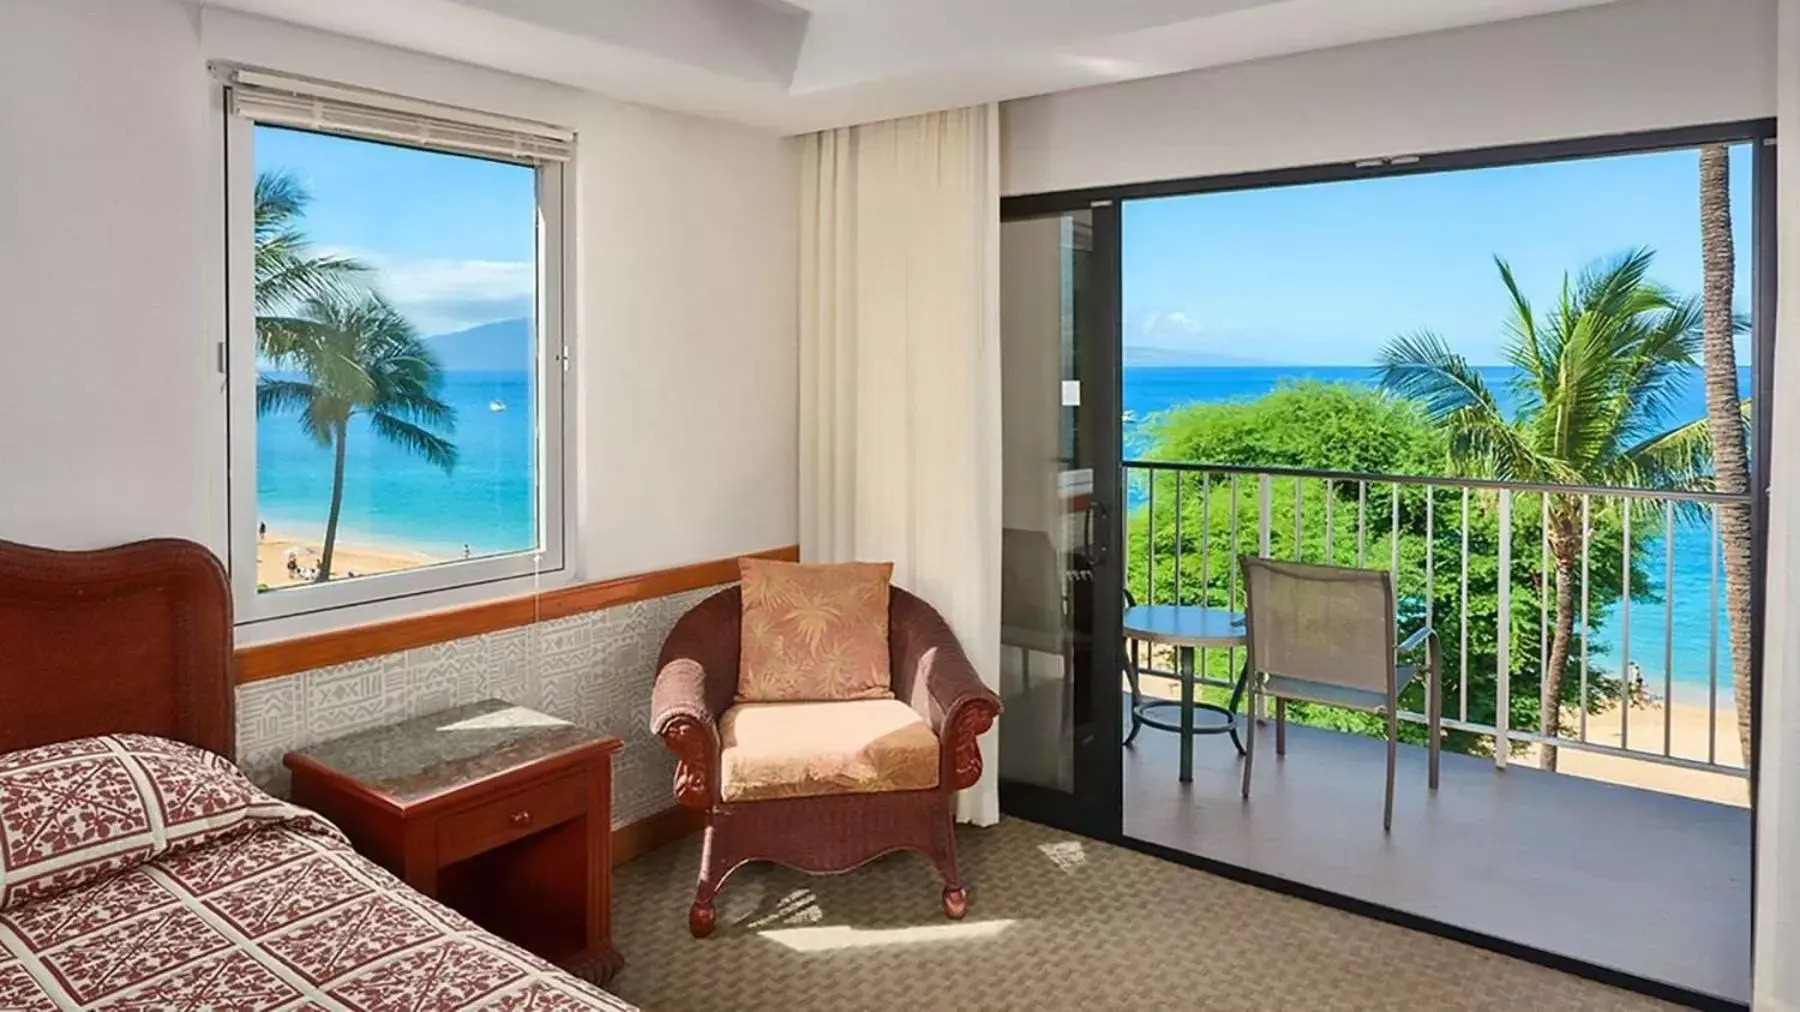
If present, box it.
[256,362,1743,698]
[1124,364,1748,698]
[256,370,539,559]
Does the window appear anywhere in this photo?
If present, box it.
[223,70,573,624]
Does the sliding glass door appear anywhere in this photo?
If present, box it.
[996,203,1124,836]
[1006,122,1771,1006]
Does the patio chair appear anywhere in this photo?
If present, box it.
[1238,557,1442,831]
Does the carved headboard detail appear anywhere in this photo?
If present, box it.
[0,538,235,758]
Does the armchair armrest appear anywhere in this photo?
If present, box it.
[651,587,742,809]
[889,588,1002,791]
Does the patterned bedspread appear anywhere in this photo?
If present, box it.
[0,736,637,1011]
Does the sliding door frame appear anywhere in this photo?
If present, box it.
[996,199,1126,842]
[1000,118,1776,1012]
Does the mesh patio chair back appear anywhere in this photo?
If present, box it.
[1240,557,1397,699]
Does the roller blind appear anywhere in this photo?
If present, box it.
[221,66,575,164]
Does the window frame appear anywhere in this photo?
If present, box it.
[222,98,573,630]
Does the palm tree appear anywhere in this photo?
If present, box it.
[254,171,366,359]
[1698,145,1755,764]
[257,293,458,582]
[1380,250,1714,770]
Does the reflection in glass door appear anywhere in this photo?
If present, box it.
[997,205,1123,835]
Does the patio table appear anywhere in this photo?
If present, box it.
[1122,604,1250,783]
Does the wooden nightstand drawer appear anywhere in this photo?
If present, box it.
[438,771,588,864]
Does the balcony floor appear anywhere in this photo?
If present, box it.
[1123,717,1752,1004]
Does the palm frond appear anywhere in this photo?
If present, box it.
[1385,247,1723,499]
[369,412,458,473]
[1615,417,1714,490]
[254,171,309,235]
[252,170,369,327]
[1442,406,1569,484]
[1495,257,1549,404]
[255,377,317,418]
[1607,295,1703,447]
[1573,247,1657,319]
[255,252,369,318]
[1377,331,1503,419]
[300,397,350,449]
[256,376,337,448]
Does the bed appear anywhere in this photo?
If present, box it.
[0,538,638,1011]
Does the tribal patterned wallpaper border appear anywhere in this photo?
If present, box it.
[236,585,724,829]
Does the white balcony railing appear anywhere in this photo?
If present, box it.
[1123,460,1751,781]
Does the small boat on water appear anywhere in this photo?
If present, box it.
[1122,410,1138,423]
[489,399,507,412]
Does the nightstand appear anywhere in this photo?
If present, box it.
[285,699,625,983]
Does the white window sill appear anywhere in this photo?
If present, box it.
[232,564,577,648]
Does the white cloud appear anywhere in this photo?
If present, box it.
[1133,309,1211,349]
[318,246,533,335]
[1144,310,1202,336]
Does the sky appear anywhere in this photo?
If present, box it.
[1122,144,1757,366]
[256,125,537,337]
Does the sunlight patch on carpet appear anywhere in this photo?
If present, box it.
[1038,839,1088,874]
[758,919,1016,953]
[743,889,823,929]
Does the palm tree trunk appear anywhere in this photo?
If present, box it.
[316,419,349,584]
[1699,144,1754,764]
[1541,551,1576,771]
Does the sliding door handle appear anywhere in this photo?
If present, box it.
[1086,501,1111,566]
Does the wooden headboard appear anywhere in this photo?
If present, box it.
[0,538,235,759]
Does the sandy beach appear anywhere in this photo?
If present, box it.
[256,530,444,588]
[1544,697,1747,806]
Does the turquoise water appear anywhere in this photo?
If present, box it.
[1124,364,1747,696]
[258,360,1742,695]
[256,369,538,558]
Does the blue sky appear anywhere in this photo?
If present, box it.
[1122,144,1756,366]
[256,125,537,336]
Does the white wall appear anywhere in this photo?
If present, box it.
[1002,0,1779,195]
[0,1,797,611]
[0,1,222,550]
[1756,3,1800,1008]
[579,100,798,577]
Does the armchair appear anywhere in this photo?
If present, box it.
[651,585,1002,937]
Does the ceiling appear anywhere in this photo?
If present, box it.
[198,0,1627,133]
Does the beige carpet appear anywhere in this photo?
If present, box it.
[607,817,1674,1011]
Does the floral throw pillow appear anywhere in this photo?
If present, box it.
[0,734,340,910]
[737,558,894,703]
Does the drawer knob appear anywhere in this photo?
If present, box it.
[509,810,532,827]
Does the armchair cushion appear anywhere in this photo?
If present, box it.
[717,699,939,803]
[737,559,895,703]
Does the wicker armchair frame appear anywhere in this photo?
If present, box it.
[651,585,1002,937]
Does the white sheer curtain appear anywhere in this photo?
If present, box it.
[1755,2,1800,1007]
[798,105,1002,825]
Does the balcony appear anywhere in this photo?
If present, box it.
[1118,460,1754,1004]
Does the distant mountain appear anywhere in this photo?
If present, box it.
[1124,344,1284,367]
[424,318,532,373]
